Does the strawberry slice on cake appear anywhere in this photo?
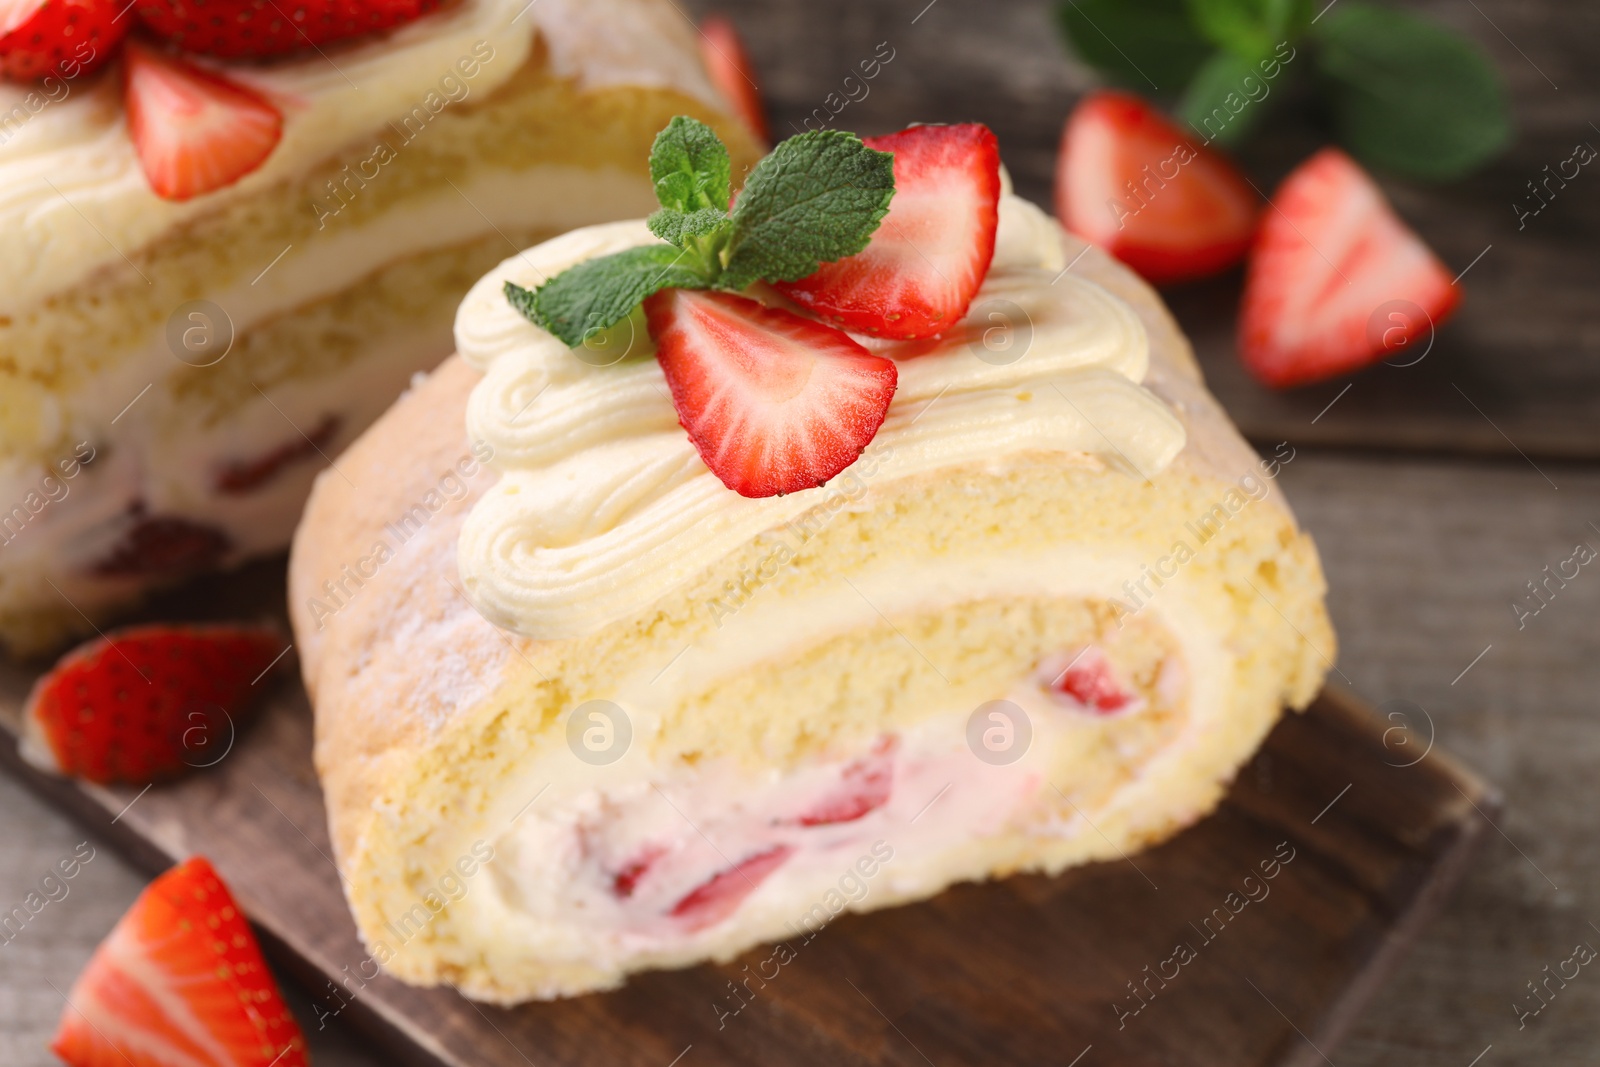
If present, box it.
[644,288,898,498]
[124,41,284,202]
[775,122,1002,339]
[135,0,450,58]
[52,856,308,1067]
[1238,147,1461,388]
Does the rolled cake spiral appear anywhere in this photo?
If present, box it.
[289,190,1333,1002]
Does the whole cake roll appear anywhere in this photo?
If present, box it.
[289,120,1333,1002]
[0,0,759,652]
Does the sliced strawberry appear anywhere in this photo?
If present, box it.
[52,856,309,1067]
[1239,147,1461,388]
[21,622,287,784]
[669,845,792,932]
[775,123,1001,340]
[698,14,767,144]
[135,0,447,58]
[1045,647,1142,717]
[789,735,897,827]
[0,0,128,81]
[643,288,897,498]
[124,41,283,202]
[1055,90,1257,286]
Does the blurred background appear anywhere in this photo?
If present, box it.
[3,0,1597,1063]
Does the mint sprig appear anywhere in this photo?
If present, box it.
[506,116,895,348]
[1056,0,1512,179]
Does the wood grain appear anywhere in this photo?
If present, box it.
[0,561,1493,1067]
[687,0,1600,459]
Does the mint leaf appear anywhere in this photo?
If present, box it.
[1313,2,1511,180]
[718,130,894,292]
[647,206,732,248]
[1184,0,1308,58]
[1178,48,1286,146]
[508,245,712,348]
[1055,0,1211,97]
[650,116,732,214]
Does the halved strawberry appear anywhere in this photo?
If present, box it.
[0,0,128,81]
[775,123,1001,340]
[1056,90,1257,286]
[1238,147,1461,388]
[698,14,767,144]
[21,622,287,784]
[643,288,897,498]
[135,0,447,58]
[670,845,792,931]
[124,40,283,202]
[52,856,309,1067]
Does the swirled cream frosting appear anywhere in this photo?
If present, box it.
[456,192,1187,640]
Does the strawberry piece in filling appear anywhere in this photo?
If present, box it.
[215,415,339,494]
[669,845,793,931]
[1044,647,1142,716]
[787,735,898,827]
[611,844,666,900]
[89,510,232,577]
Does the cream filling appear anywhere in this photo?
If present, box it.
[488,712,1049,956]
[0,0,719,316]
[460,548,1230,972]
[456,193,1189,641]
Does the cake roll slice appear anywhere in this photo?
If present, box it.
[291,179,1333,1002]
[0,0,760,653]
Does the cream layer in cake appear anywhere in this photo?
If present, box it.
[0,0,761,651]
[290,192,1334,1002]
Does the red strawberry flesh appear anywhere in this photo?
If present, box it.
[51,856,309,1067]
[0,0,129,82]
[1055,90,1257,285]
[789,735,897,826]
[1049,647,1140,716]
[22,622,287,784]
[669,844,792,931]
[124,40,283,202]
[215,414,339,494]
[90,511,232,576]
[1238,147,1461,388]
[611,844,666,900]
[644,288,897,498]
[775,122,1001,339]
[135,0,449,59]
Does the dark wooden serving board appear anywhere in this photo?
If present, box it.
[0,560,1496,1067]
[687,0,1600,461]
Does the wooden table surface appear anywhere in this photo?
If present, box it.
[3,0,1596,1064]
